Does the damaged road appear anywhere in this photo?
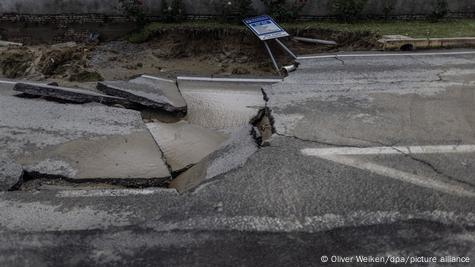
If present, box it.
[0,92,171,184]
[97,75,188,115]
[1,50,475,266]
[0,75,273,190]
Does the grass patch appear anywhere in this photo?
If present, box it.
[129,19,475,43]
[128,21,247,43]
[285,19,475,38]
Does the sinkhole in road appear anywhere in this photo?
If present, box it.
[6,77,277,193]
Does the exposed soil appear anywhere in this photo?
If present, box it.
[0,27,381,84]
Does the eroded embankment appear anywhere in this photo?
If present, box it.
[0,25,380,83]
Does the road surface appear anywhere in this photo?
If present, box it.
[1,50,475,266]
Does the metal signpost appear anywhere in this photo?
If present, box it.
[243,15,298,74]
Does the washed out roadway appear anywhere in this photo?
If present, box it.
[1,50,475,266]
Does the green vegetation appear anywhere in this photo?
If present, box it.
[118,0,147,26]
[128,19,475,43]
[430,0,449,22]
[260,0,306,22]
[286,19,475,38]
[330,0,369,21]
[216,0,256,23]
[161,0,186,23]
[128,21,246,43]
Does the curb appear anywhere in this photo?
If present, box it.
[378,35,475,51]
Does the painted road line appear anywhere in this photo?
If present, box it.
[56,188,178,198]
[302,145,475,156]
[301,145,475,198]
[0,80,16,85]
[297,51,475,60]
[141,75,176,83]
[177,76,283,83]
[324,155,475,198]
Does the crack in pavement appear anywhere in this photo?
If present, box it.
[436,69,449,82]
[335,56,345,65]
[349,137,475,188]
[274,133,369,148]
[263,57,474,193]
[391,146,475,188]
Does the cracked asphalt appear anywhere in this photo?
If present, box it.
[1,50,475,266]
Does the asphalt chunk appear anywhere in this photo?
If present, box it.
[0,95,171,182]
[170,125,258,193]
[14,82,130,106]
[97,75,187,115]
[0,158,23,191]
[147,121,229,173]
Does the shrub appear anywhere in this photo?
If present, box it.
[382,0,396,20]
[161,0,186,23]
[118,0,147,26]
[330,0,368,21]
[238,0,256,19]
[261,0,306,22]
[430,0,449,21]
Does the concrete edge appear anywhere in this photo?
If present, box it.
[177,76,283,83]
[378,36,475,51]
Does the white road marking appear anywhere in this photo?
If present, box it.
[326,155,475,198]
[140,75,176,83]
[177,76,282,83]
[56,188,178,198]
[0,80,16,85]
[301,145,475,198]
[302,145,475,156]
[297,51,475,60]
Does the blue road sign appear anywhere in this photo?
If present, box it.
[243,15,289,41]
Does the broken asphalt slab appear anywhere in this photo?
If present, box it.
[0,158,23,191]
[97,75,187,115]
[13,82,131,106]
[170,125,259,193]
[147,121,229,173]
[0,95,171,182]
[177,76,275,130]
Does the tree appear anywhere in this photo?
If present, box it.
[430,0,449,21]
[330,0,368,21]
[260,0,306,22]
[118,0,147,26]
[161,0,186,22]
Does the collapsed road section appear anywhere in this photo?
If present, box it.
[0,75,278,192]
[0,92,171,185]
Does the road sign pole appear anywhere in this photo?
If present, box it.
[275,38,297,60]
[264,41,281,74]
[243,15,299,75]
